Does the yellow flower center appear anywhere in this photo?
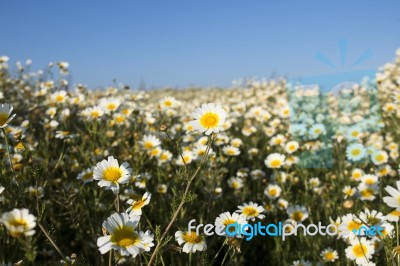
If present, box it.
[242,207,258,217]
[270,159,282,168]
[375,154,385,162]
[182,232,202,243]
[195,149,204,156]
[111,227,139,247]
[344,189,353,196]
[55,95,65,102]
[352,244,367,257]
[324,252,335,260]
[144,142,153,149]
[107,103,117,111]
[199,112,219,128]
[226,149,236,155]
[160,153,169,160]
[164,100,173,107]
[91,111,100,118]
[104,167,122,182]
[82,172,93,180]
[269,188,277,196]
[8,218,28,237]
[115,116,125,123]
[365,178,375,185]
[351,149,361,156]
[9,219,28,228]
[314,129,321,134]
[291,211,304,222]
[390,210,400,216]
[361,189,373,198]
[182,155,191,163]
[353,172,362,179]
[150,149,160,156]
[0,113,9,126]
[289,144,296,151]
[347,220,362,231]
[223,219,237,233]
[379,168,388,175]
[351,131,359,137]
[132,199,146,210]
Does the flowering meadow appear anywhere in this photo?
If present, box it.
[1,49,400,266]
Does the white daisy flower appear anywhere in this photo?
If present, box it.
[309,123,326,139]
[214,212,247,237]
[287,205,309,222]
[285,141,299,154]
[0,104,16,128]
[175,230,206,253]
[346,143,367,162]
[81,106,104,120]
[126,192,151,217]
[99,97,121,113]
[76,167,94,184]
[350,168,364,181]
[93,156,132,194]
[50,90,68,104]
[159,96,179,109]
[361,174,378,186]
[227,177,244,190]
[97,212,154,257]
[358,183,378,201]
[265,153,286,169]
[320,248,338,262]
[383,181,400,210]
[188,103,227,135]
[157,150,173,165]
[0,56,9,63]
[0,208,36,238]
[371,150,388,165]
[230,138,243,147]
[347,126,362,141]
[345,237,374,265]
[277,198,289,210]
[359,208,386,226]
[342,186,356,199]
[222,145,240,156]
[175,151,194,166]
[140,135,161,150]
[386,209,400,222]
[264,184,282,199]
[339,214,364,239]
[236,202,265,221]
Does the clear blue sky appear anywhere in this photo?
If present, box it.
[2,1,400,89]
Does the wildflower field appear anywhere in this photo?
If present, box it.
[1,49,400,266]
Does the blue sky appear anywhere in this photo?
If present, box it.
[2,1,400,89]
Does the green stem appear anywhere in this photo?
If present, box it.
[2,128,19,187]
[147,135,213,266]
[397,221,399,265]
